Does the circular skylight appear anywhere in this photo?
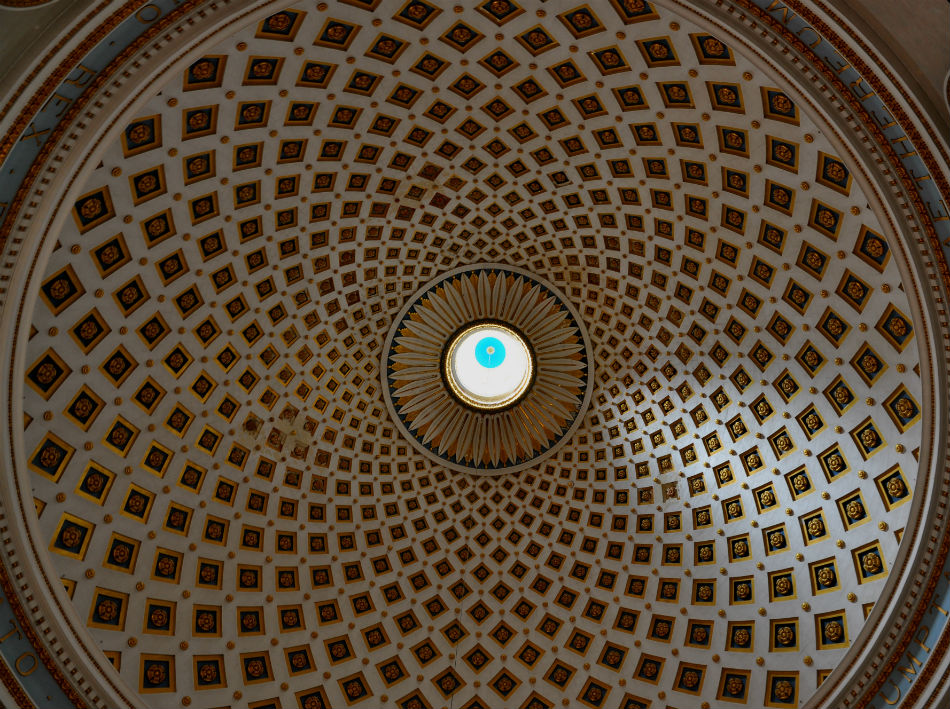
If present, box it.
[382,265,592,474]
[443,323,534,410]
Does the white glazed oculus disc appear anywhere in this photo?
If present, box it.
[443,323,534,410]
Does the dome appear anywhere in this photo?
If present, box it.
[0,1,948,708]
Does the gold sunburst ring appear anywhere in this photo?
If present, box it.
[382,264,593,475]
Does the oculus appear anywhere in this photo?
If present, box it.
[442,323,534,410]
[382,264,592,474]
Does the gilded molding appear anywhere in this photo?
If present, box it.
[738,0,950,287]
[0,652,36,709]
[808,0,950,170]
[0,0,56,6]
[0,0,135,165]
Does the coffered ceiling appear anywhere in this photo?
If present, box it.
[6,1,944,708]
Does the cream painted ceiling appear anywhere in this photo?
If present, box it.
[20,1,926,707]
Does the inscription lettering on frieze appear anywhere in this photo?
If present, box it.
[755,0,950,232]
[0,591,71,704]
[2,0,188,230]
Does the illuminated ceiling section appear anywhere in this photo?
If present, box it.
[19,0,926,707]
